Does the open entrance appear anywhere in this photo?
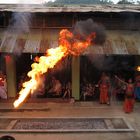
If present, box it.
[0,54,6,74]
[15,53,72,99]
[80,55,136,102]
[0,54,7,99]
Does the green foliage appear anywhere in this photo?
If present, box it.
[117,0,135,4]
[44,0,114,6]
[100,0,113,4]
[137,0,140,4]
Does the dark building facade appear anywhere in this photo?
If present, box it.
[0,4,140,100]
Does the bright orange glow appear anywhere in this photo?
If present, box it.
[13,29,95,108]
[137,66,140,72]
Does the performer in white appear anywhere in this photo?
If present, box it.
[0,75,7,99]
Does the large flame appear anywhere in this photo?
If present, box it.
[137,66,140,72]
[13,29,95,108]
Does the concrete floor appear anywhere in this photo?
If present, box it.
[0,99,140,140]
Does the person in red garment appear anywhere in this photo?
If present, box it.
[98,72,110,105]
[115,76,135,113]
[99,81,109,104]
[124,79,135,113]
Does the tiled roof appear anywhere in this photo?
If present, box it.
[0,4,140,13]
[0,28,140,54]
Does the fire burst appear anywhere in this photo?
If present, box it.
[13,29,95,108]
[137,66,140,72]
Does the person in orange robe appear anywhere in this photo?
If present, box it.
[98,72,110,104]
[124,79,135,113]
[115,76,135,113]
[99,81,110,104]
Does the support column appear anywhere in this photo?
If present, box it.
[5,55,17,98]
[72,56,80,100]
[135,55,140,76]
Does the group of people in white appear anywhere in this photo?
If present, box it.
[27,74,72,99]
[0,71,7,99]
[46,77,72,99]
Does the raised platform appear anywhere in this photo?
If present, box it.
[0,117,134,133]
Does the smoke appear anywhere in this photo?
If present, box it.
[1,3,32,56]
[88,54,115,71]
[73,19,112,71]
[73,18,106,45]
[8,12,31,34]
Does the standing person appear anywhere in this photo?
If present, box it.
[124,79,135,113]
[134,74,140,101]
[115,76,135,113]
[98,72,110,105]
